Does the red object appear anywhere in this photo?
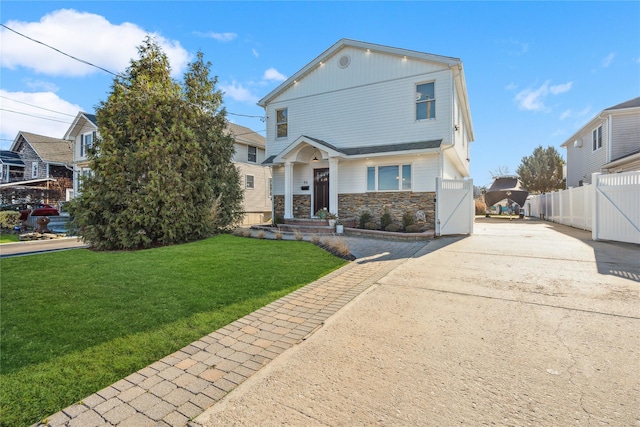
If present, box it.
[4,203,60,221]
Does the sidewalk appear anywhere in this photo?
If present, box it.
[0,237,88,258]
[32,236,428,427]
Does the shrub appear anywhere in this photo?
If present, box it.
[402,211,415,229]
[405,224,422,233]
[364,221,378,230]
[293,230,303,241]
[0,211,21,229]
[380,211,393,230]
[274,215,284,225]
[325,237,350,257]
[475,198,487,215]
[274,231,283,240]
[256,230,265,239]
[359,211,372,229]
[385,223,401,232]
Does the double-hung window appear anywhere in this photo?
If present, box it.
[248,145,257,163]
[367,164,412,191]
[416,82,435,120]
[245,174,255,189]
[592,126,602,151]
[276,108,288,138]
[31,163,38,178]
[81,131,96,157]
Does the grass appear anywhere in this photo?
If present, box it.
[0,234,347,426]
[0,233,19,244]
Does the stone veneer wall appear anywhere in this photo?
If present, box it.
[338,192,436,229]
[275,192,435,229]
[273,195,311,220]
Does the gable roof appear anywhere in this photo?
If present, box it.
[226,122,265,148]
[0,150,25,167]
[63,111,98,140]
[263,135,442,165]
[11,131,72,164]
[258,38,461,108]
[561,96,640,148]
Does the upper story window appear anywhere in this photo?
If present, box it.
[248,145,257,163]
[81,131,96,157]
[367,164,412,191]
[592,126,602,151]
[416,82,435,120]
[245,174,255,189]
[276,108,288,138]
[31,162,38,178]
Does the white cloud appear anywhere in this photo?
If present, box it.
[602,52,615,67]
[549,81,572,95]
[220,81,258,104]
[0,90,83,149]
[252,48,259,58]
[1,9,190,78]
[24,79,59,92]
[504,82,518,91]
[195,31,237,42]
[514,80,573,112]
[263,68,286,82]
[559,105,591,121]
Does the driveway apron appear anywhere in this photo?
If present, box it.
[193,219,639,426]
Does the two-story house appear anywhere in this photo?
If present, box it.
[64,112,271,224]
[561,97,640,188]
[64,111,98,198]
[227,122,272,224]
[258,39,474,228]
[6,131,73,203]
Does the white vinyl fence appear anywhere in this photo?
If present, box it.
[527,171,640,245]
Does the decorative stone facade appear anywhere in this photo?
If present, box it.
[273,194,312,221]
[276,191,436,229]
[338,192,436,229]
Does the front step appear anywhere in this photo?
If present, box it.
[277,223,335,234]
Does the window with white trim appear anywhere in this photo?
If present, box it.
[416,82,435,120]
[276,108,288,138]
[245,174,255,189]
[268,178,272,198]
[248,145,257,163]
[366,164,412,191]
[81,131,96,157]
[592,126,602,151]
[31,162,38,178]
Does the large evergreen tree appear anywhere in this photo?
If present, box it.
[71,38,243,250]
[516,145,565,194]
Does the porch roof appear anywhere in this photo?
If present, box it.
[262,136,442,165]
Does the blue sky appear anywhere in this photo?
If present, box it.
[1,1,638,186]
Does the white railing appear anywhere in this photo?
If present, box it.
[527,171,639,244]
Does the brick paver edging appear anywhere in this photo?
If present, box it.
[34,241,426,427]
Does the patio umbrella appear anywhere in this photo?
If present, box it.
[484,176,529,207]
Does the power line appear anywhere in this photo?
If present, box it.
[0,24,266,121]
[0,95,78,117]
[0,108,75,125]
[1,24,123,78]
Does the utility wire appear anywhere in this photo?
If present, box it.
[0,95,78,117]
[0,108,75,125]
[1,24,265,120]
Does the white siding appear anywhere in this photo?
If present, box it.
[236,163,272,217]
[610,111,640,161]
[265,48,454,158]
[565,119,608,187]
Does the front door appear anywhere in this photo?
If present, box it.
[314,168,329,214]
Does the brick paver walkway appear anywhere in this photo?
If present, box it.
[34,237,427,427]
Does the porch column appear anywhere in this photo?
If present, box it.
[284,160,293,218]
[329,157,339,215]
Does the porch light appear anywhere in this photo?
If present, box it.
[312,155,319,162]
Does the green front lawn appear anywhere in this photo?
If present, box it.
[0,233,19,244]
[0,234,347,426]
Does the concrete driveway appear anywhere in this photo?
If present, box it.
[194,218,639,426]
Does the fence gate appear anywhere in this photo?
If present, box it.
[435,177,474,236]
[592,172,640,244]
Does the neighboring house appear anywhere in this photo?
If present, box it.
[258,39,474,227]
[561,97,640,188]
[227,122,272,224]
[0,150,25,183]
[5,131,73,203]
[64,111,98,198]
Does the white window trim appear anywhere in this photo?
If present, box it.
[31,162,38,178]
[276,108,288,139]
[592,125,603,151]
[366,164,412,192]
[415,81,436,122]
[245,174,255,189]
[248,145,257,163]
